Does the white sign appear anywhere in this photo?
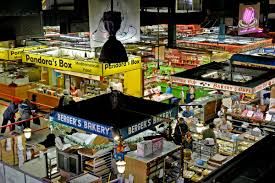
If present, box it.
[171,77,253,94]
[89,0,140,48]
[172,77,275,94]
[254,78,275,93]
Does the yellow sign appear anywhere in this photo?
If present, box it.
[0,49,9,60]
[9,45,47,60]
[22,53,102,75]
[102,57,142,76]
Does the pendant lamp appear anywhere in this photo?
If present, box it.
[99,0,128,63]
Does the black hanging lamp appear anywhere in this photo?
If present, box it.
[99,0,128,63]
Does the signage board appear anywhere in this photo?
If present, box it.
[102,57,142,76]
[22,53,103,75]
[171,77,254,94]
[120,107,178,139]
[172,77,275,94]
[238,3,260,35]
[22,52,141,76]
[50,111,113,139]
[9,45,47,60]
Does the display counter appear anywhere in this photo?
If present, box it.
[27,89,60,109]
[183,129,264,182]
[189,95,223,123]
[0,83,33,101]
[124,141,181,183]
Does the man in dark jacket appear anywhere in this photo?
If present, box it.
[174,118,189,145]
[1,100,19,133]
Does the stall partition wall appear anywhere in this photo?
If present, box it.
[124,69,143,97]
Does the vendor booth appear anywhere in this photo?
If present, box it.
[171,60,275,132]
[177,34,272,53]
[22,47,143,108]
[49,92,179,182]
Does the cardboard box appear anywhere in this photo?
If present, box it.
[0,138,15,166]
[137,141,152,157]
[13,135,26,165]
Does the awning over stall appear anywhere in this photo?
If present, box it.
[171,61,275,94]
[50,93,178,139]
[232,54,275,69]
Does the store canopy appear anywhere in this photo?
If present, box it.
[171,61,275,94]
[231,54,275,68]
[50,93,178,139]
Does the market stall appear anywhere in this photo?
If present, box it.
[177,34,272,53]
[49,92,178,182]
[0,61,41,101]
[21,47,143,108]
[171,60,275,137]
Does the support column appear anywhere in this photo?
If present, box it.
[168,0,176,48]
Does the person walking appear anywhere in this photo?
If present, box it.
[173,118,189,145]
[19,99,32,129]
[1,100,19,133]
[30,94,40,125]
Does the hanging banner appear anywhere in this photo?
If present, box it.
[50,111,113,139]
[9,45,48,60]
[22,53,103,75]
[102,57,142,76]
[238,3,260,35]
[89,0,140,48]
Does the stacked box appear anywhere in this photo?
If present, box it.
[0,138,15,165]
[13,135,26,166]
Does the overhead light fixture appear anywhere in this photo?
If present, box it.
[202,71,218,78]
[23,128,32,140]
[99,0,128,63]
[116,160,126,174]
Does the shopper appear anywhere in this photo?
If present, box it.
[173,118,189,145]
[19,99,32,129]
[202,123,216,142]
[185,86,195,103]
[70,85,83,97]
[166,83,173,94]
[1,100,19,133]
[184,131,193,150]
[217,116,233,133]
[182,106,194,118]
[30,94,40,125]
[218,105,228,118]
[61,90,74,106]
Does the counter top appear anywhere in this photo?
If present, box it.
[125,141,180,163]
